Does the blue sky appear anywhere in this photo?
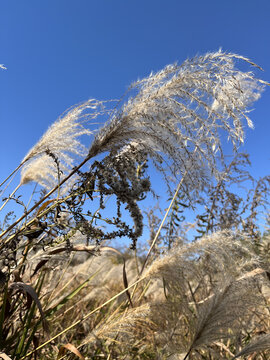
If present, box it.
[1,1,270,234]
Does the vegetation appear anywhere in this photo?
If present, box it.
[0,50,270,359]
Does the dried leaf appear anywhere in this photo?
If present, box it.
[123,259,133,307]
[58,343,85,359]
[36,199,55,216]
[9,282,49,334]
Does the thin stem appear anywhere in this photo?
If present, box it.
[127,146,198,304]
[139,145,198,276]
[134,248,140,276]
[0,162,24,189]
[127,165,190,306]
[0,183,22,212]
[0,170,18,198]
[139,168,188,276]
[25,183,37,211]
[0,151,95,243]
[183,348,192,360]
[20,274,147,359]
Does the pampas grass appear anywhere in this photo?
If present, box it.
[0,100,106,211]
[183,277,261,359]
[0,100,103,190]
[64,230,269,359]
[89,50,266,187]
[1,49,266,243]
[1,50,265,208]
[233,333,270,358]
[20,100,105,188]
[0,51,270,359]
[145,230,255,280]
[10,50,265,195]
[141,231,268,358]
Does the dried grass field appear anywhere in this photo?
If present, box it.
[0,52,270,359]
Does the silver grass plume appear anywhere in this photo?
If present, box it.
[88,50,266,191]
[20,99,105,190]
[84,303,152,347]
[19,51,266,193]
[82,231,268,357]
[185,277,261,355]
[21,154,70,191]
[233,333,270,358]
[145,230,255,280]
[143,231,267,357]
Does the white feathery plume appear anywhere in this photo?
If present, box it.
[20,99,105,190]
[11,51,267,194]
[80,231,266,357]
[20,153,70,190]
[145,230,254,279]
[89,51,266,189]
[142,231,266,358]
[187,277,261,351]
[22,100,99,163]
[212,72,262,125]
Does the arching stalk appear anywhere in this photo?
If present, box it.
[0,183,22,212]
[183,348,192,360]
[0,162,24,189]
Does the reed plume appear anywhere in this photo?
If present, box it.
[233,333,270,358]
[88,50,266,190]
[79,231,268,358]
[145,230,255,280]
[143,231,267,358]
[0,100,106,210]
[22,100,99,164]
[20,100,105,189]
[0,50,267,247]
[184,277,261,359]
[15,50,266,194]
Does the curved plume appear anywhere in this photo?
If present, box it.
[89,50,266,188]
[20,99,106,190]
[20,51,267,192]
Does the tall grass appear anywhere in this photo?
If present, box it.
[0,51,270,359]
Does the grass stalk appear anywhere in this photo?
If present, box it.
[0,149,97,243]
[183,348,192,360]
[139,145,198,276]
[139,173,187,275]
[0,183,22,212]
[0,162,24,190]
[20,274,148,359]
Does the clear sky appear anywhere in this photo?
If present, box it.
[1,0,270,211]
